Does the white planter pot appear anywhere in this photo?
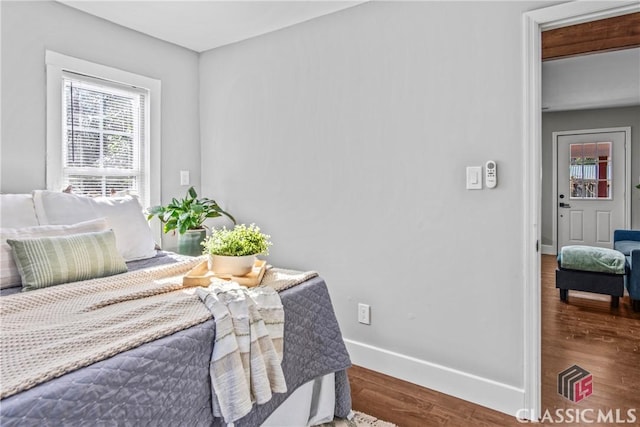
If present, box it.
[208,254,256,276]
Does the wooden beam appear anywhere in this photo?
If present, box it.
[542,12,640,61]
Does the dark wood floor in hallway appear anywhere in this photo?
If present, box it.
[348,254,640,426]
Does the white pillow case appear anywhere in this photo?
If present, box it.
[0,194,39,228]
[0,217,110,289]
[32,190,157,262]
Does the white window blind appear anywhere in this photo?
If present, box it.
[61,72,148,203]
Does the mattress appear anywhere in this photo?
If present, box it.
[0,252,352,426]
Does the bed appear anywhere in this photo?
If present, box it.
[0,192,352,426]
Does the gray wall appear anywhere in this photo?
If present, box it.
[0,0,201,242]
[7,0,614,415]
[200,0,548,412]
[541,107,640,247]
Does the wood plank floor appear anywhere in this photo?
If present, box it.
[348,255,640,426]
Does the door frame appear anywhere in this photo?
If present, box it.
[552,127,632,254]
[523,1,639,421]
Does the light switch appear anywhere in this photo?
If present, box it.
[180,170,190,186]
[466,166,482,190]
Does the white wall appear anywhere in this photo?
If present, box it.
[541,106,640,248]
[0,0,200,249]
[200,0,548,415]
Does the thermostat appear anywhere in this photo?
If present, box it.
[485,161,497,188]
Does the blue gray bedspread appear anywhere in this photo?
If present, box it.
[0,253,351,426]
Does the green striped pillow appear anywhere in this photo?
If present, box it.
[7,230,128,292]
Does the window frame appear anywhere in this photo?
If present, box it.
[46,51,161,239]
[568,141,613,200]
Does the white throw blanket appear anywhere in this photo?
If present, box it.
[195,281,287,424]
[0,258,211,400]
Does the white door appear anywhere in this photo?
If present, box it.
[556,129,629,250]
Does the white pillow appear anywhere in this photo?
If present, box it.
[32,190,98,225]
[0,194,39,228]
[32,190,157,262]
[0,217,110,289]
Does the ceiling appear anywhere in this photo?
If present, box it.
[58,1,365,53]
[541,10,640,111]
[542,47,640,111]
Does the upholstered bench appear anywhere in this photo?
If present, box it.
[556,245,626,308]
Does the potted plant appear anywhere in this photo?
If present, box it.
[147,187,236,256]
[202,223,272,276]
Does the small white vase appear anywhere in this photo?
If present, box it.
[208,254,256,276]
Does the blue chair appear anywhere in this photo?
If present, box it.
[613,229,640,311]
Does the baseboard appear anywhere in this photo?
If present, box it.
[344,339,525,418]
[541,244,556,255]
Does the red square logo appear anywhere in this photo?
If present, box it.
[572,374,593,402]
[558,365,593,403]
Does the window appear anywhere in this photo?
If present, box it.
[62,73,147,202]
[569,142,612,199]
[46,51,161,211]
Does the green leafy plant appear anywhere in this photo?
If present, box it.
[202,224,272,256]
[147,187,236,234]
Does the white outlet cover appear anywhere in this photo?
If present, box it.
[180,170,190,186]
[358,303,371,325]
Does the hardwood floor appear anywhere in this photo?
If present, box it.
[349,255,640,426]
[539,255,640,424]
[349,365,514,426]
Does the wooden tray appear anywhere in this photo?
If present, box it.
[183,259,267,288]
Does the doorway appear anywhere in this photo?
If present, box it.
[523,1,640,421]
[554,128,631,251]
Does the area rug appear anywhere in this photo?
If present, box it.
[320,411,397,427]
